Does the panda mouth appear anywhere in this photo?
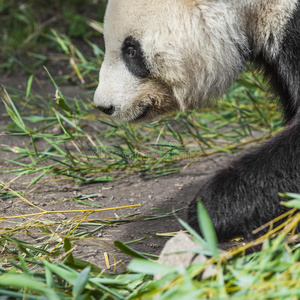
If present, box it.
[131,104,150,122]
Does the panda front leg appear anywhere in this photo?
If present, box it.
[188,118,300,241]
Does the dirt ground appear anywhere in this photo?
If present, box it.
[0,69,249,272]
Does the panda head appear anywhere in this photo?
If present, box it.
[94,0,248,122]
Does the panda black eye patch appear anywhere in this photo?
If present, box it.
[121,36,150,78]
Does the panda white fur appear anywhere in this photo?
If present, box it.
[94,0,300,240]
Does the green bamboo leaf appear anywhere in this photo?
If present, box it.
[88,280,124,300]
[282,199,300,209]
[70,257,101,273]
[2,100,26,132]
[2,89,27,132]
[55,96,73,115]
[26,74,34,99]
[24,116,57,123]
[236,78,259,89]
[281,192,300,200]
[74,199,102,208]
[64,238,75,266]
[265,289,300,298]
[114,241,149,260]
[197,200,219,258]
[293,248,300,261]
[127,259,175,275]
[45,265,55,289]
[86,176,114,183]
[89,278,127,286]
[51,30,70,54]
[59,111,83,132]
[43,66,64,98]
[53,109,73,139]
[72,266,91,298]
[98,119,118,128]
[177,218,207,248]
[29,168,50,187]
[18,252,29,273]
[0,288,48,300]
[79,194,100,200]
[84,38,105,56]
[5,237,50,255]
[43,261,77,285]
[0,274,59,300]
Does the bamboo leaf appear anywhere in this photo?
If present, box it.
[64,238,75,266]
[197,200,219,258]
[26,74,34,99]
[114,241,149,260]
[72,266,91,298]
[127,259,175,275]
[55,96,73,115]
[43,261,77,285]
[0,274,60,300]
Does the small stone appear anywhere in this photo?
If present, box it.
[50,125,63,135]
[154,232,218,280]
[57,213,67,220]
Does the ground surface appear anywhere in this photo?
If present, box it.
[0,69,251,272]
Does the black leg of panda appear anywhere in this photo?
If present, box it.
[188,5,300,242]
[188,114,300,241]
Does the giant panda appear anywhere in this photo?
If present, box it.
[94,0,300,241]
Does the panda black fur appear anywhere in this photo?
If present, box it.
[94,0,300,241]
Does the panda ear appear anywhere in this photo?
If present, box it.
[121,36,151,78]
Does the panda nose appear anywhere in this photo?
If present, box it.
[97,105,115,116]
